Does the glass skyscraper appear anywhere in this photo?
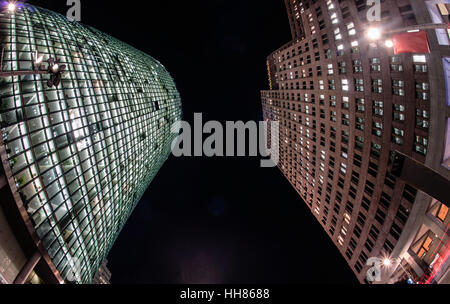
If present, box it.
[0,4,181,283]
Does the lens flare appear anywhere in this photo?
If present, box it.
[367,27,382,40]
[7,1,17,12]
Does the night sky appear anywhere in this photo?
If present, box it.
[28,0,357,284]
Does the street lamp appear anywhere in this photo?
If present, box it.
[381,255,415,283]
[366,27,382,40]
[385,39,394,48]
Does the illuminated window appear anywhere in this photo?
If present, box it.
[334,28,342,40]
[392,79,405,96]
[350,40,359,53]
[373,100,384,116]
[437,204,449,222]
[331,12,339,24]
[417,236,433,259]
[353,59,363,73]
[347,22,356,34]
[342,79,349,91]
[370,58,381,71]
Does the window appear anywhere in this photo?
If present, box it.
[342,130,349,145]
[340,162,347,175]
[384,239,395,254]
[342,79,349,91]
[355,78,364,92]
[373,122,383,137]
[314,52,320,61]
[342,113,350,126]
[361,196,371,211]
[347,22,356,35]
[356,98,365,112]
[334,28,342,41]
[396,204,410,225]
[350,40,359,53]
[329,110,337,123]
[392,79,405,96]
[413,55,428,72]
[342,96,350,110]
[380,192,391,209]
[392,127,405,145]
[417,236,433,259]
[390,56,403,72]
[356,117,365,131]
[385,172,396,189]
[375,209,386,225]
[319,19,326,30]
[357,212,367,227]
[369,225,380,242]
[373,100,383,116]
[330,12,339,24]
[329,79,336,90]
[317,65,322,76]
[364,238,375,252]
[353,59,363,73]
[328,63,334,75]
[339,61,346,74]
[413,55,427,63]
[368,161,378,177]
[393,103,406,121]
[437,204,449,222]
[416,81,430,101]
[370,58,381,72]
[372,79,383,93]
[355,136,364,151]
[416,109,430,129]
[371,142,381,158]
[403,184,417,203]
[415,135,428,155]
[336,44,344,56]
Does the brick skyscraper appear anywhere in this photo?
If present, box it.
[261,0,450,284]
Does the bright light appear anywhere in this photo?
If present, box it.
[7,2,17,12]
[367,27,382,40]
[52,64,59,73]
[383,258,392,267]
[385,40,394,48]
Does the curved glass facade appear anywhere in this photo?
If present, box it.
[0,5,181,283]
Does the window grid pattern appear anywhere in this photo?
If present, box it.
[0,5,182,283]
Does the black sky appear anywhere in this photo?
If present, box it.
[28,0,357,284]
